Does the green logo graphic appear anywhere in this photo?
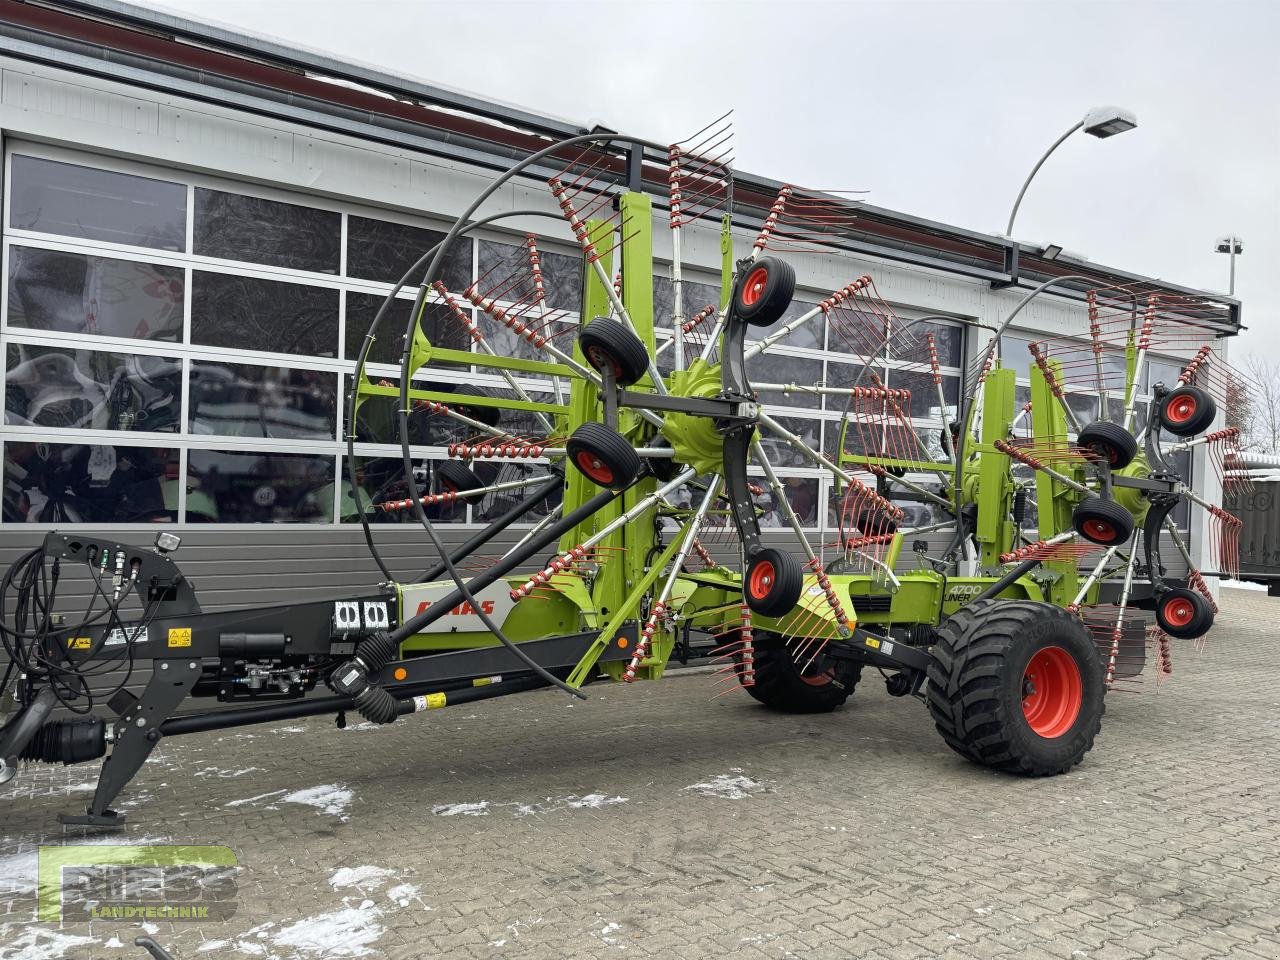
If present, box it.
[38,845,238,923]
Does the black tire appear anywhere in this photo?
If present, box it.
[578,316,650,387]
[449,384,501,428]
[854,510,898,537]
[565,421,643,490]
[645,438,680,481]
[1157,385,1215,436]
[740,631,861,713]
[733,256,795,327]
[436,460,484,494]
[743,547,803,617]
[927,599,1105,776]
[1072,496,1135,546]
[1154,587,1214,640]
[1077,420,1138,469]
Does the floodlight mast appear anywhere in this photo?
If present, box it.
[1004,106,1138,238]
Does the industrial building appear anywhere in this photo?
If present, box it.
[0,0,1240,608]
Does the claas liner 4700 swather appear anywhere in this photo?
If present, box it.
[0,123,1251,826]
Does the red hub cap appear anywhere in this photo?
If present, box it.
[586,345,622,378]
[1082,518,1116,543]
[1022,646,1083,739]
[748,560,775,600]
[1162,597,1195,627]
[1168,395,1197,423]
[575,450,614,484]
[742,266,769,306]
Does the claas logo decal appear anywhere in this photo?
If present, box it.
[416,599,496,616]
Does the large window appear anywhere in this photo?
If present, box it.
[0,145,968,535]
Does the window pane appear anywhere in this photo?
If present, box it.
[904,320,962,367]
[1000,333,1035,381]
[888,369,960,421]
[756,414,822,468]
[344,292,468,368]
[346,216,471,291]
[477,240,582,312]
[4,441,179,523]
[472,460,560,525]
[186,449,334,523]
[6,344,181,432]
[748,297,822,351]
[746,353,823,408]
[194,188,339,274]
[9,155,186,251]
[189,361,336,440]
[750,475,819,527]
[191,271,338,358]
[343,455,468,524]
[7,246,184,342]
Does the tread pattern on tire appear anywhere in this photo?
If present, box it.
[741,632,861,714]
[926,599,1104,776]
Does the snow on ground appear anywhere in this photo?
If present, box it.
[1221,578,1268,592]
[2,928,96,960]
[280,784,354,818]
[328,865,395,890]
[431,800,491,817]
[431,794,629,818]
[683,769,774,800]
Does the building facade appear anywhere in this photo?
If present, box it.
[0,1,1239,610]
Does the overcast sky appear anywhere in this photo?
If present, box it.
[142,0,1278,349]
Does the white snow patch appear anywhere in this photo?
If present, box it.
[594,919,625,948]
[104,938,125,949]
[564,793,628,810]
[274,725,307,733]
[224,789,287,807]
[280,784,354,818]
[683,772,772,800]
[139,922,160,935]
[2,928,96,960]
[270,903,385,956]
[0,834,170,897]
[196,940,229,952]
[386,883,422,907]
[432,801,490,817]
[329,865,394,890]
[1221,578,1267,592]
[489,938,507,947]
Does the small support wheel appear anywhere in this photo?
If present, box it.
[1154,587,1214,639]
[1157,385,1215,436]
[743,547,803,617]
[449,384,502,428]
[566,422,642,490]
[436,460,484,494]
[1072,496,1135,546]
[578,317,650,387]
[738,631,861,713]
[645,438,680,482]
[1077,420,1138,469]
[927,599,1105,776]
[733,256,795,327]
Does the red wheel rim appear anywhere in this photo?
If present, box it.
[575,450,614,484]
[1091,442,1119,465]
[1082,518,1116,543]
[741,266,769,306]
[747,559,775,600]
[441,481,458,494]
[799,664,836,687]
[1022,646,1083,739]
[1162,596,1195,628]
[586,345,622,378]
[1167,394,1197,423]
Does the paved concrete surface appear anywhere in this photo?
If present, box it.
[2,588,1279,960]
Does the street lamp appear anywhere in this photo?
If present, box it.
[1004,106,1138,237]
[1215,235,1243,296]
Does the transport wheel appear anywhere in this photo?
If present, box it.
[565,421,643,490]
[927,599,1105,776]
[1077,420,1138,469]
[578,317,650,387]
[733,255,795,327]
[449,384,502,428]
[436,461,484,494]
[1157,385,1215,437]
[741,631,862,713]
[742,547,804,617]
[1154,587,1214,640]
[1072,496,1135,546]
[644,438,680,481]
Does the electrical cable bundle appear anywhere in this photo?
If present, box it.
[0,543,159,715]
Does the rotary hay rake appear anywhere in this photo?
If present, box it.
[0,120,1250,826]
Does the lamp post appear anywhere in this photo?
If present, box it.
[1004,106,1138,238]
[1215,235,1243,296]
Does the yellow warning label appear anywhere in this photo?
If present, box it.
[68,637,91,650]
[425,692,447,710]
[167,627,192,647]
[864,637,881,650]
